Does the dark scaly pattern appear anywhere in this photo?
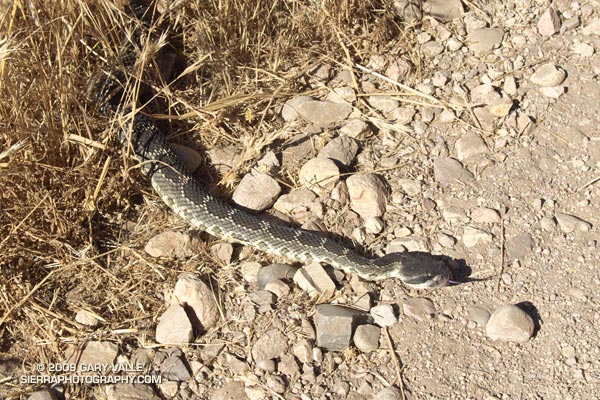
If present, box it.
[94,1,451,288]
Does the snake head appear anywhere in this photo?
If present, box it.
[376,252,451,289]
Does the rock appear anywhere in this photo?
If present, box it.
[573,42,594,57]
[393,0,422,23]
[211,381,249,400]
[266,375,286,393]
[485,304,535,343]
[537,8,560,36]
[272,188,321,224]
[240,261,262,283]
[420,41,444,57]
[280,95,313,122]
[353,324,380,352]
[155,304,194,344]
[251,329,288,361]
[503,76,518,96]
[171,143,202,172]
[256,358,276,372]
[319,135,359,166]
[368,95,399,113]
[466,306,491,327]
[160,351,192,381]
[423,0,464,21]
[295,100,353,128]
[314,304,364,351]
[299,157,340,195]
[505,233,533,260]
[539,86,566,99]
[232,172,281,211]
[398,178,422,196]
[442,207,467,224]
[278,353,300,379]
[467,28,504,53]
[364,217,384,234]
[387,236,429,252]
[455,132,488,161]
[257,263,297,289]
[210,242,234,265]
[433,157,475,187]
[462,226,493,247]
[28,390,57,400]
[293,339,313,364]
[144,231,198,258]
[555,213,592,233]
[437,232,456,248]
[540,216,556,231]
[172,273,220,331]
[69,341,118,370]
[530,64,566,87]
[471,207,501,224]
[488,99,513,117]
[346,174,388,218]
[326,86,356,104]
[373,386,404,400]
[264,279,291,298]
[248,290,277,307]
[582,19,600,36]
[207,146,242,174]
[159,381,179,398]
[221,352,249,375]
[75,309,100,327]
[105,384,160,400]
[340,119,370,138]
[402,297,436,321]
[370,304,397,327]
[293,263,337,298]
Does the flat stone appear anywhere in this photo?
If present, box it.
[257,263,297,289]
[364,217,384,234]
[75,309,100,327]
[210,242,234,265]
[466,305,491,327]
[160,352,192,381]
[437,232,456,248]
[251,329,288,361]
[488,99,513,117]
[105,384,160,400]
[292,339,313,364]
[71,341,118,370]
[530,64,566,87]
[505,233,533,260]
[403,297,437,321]
[248,290,277,307]
[387,236,429,252]
[207,146,242,174]
[373,386,404,400]
[423,0,464,21]
[353,324,380,352]
[295,100,353,128]
[299,157,340,195]
[155,303,194,344]
[28,390,57,400]
[420,41,444,57]
[471,207,501,224]
[272,188,321,224]
[486,304,535,343]
[293,263,336,299]
[467,28,504,53]
[368,95,399,113]
[370,304,397,327]
[211,381,249,400]
[326,86,356,104]
[278,353,300,379]
[346,173,388,218]
[398,178,422,196]
[455,132,488,161]
[318,135,359,166]
[462,226,493,248]
[555,212,592,233]
[172,273,220,331]
[314,304,364,351]
[433,157,475,187]
[232,172,281,211]
[537,7,561,36]
[582,19,600,36]
[144,231,198,258]
[339,119,370,138]
[239,261,262,283]
[264,279,291,298]
[281,95,313,122]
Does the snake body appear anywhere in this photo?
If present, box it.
[94,1,450,289]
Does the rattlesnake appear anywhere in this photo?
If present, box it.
[92,0,451,289]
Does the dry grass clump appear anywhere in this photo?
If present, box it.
[0,0,417,396]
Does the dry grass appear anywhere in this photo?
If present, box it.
[0,0,422,397]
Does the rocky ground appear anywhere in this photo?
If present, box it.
[4,0,600,399]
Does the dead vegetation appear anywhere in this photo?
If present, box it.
[0,0,425,397]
